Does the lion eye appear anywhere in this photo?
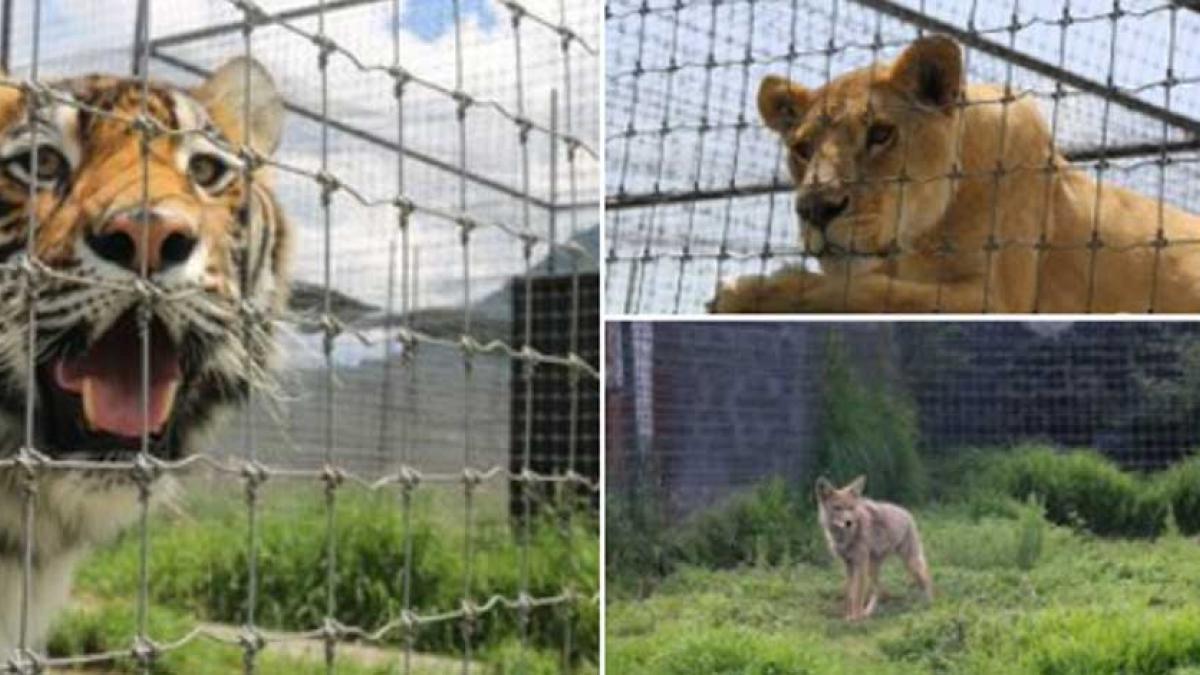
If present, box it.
[791,138,815,161]
[866,123,896,149]
[188,153,234,192]
[4,145,69,187]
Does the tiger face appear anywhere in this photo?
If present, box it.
[0,58,289,464]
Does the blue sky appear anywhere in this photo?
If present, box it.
[401,0,497,41]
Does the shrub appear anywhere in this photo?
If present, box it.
[981,446,1166,538]
[814,333,926,505]
[670,478,824,569]
[1155,456,1200,536]
[606,451,674,596]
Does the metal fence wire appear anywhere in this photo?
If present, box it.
[0,0,600,672]
[607,321,1200,517]
[605,0,1200,314]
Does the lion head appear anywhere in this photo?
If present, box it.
[757,36,964,264]
[0,58,289,465]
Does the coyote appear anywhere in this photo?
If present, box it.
[816,476,933,620]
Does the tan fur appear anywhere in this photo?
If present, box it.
[711,36,1200,313]
[816,476,932,621]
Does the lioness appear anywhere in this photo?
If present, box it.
[710,36,1200,313]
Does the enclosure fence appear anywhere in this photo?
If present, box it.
[606,0,1200,314]
[607,321,1200,517]
[0,0,600,672]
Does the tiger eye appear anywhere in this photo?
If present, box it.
[188,154,228,190]
[35,149,63,180]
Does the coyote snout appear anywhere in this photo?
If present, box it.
[816,475,933,621]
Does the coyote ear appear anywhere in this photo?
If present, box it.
[758,75,810,134]
[845,475,866,497]
[815,476,835,500]
[888,35,962,113]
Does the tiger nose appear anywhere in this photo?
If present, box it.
[87,210,198,274]
[796,193,849,231]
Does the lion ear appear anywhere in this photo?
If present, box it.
[757,75,810,134]
[815,476,835,501]
[845,475,866,498]
[194,57,285,156]
[888,35,962,113]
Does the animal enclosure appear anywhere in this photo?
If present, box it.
[607,321,1200,516]
[0,0,600,672]
[606,0,1200,313]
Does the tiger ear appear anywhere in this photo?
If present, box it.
[0,72,22,125]
[194,57,285,156]
[757,75,810,135]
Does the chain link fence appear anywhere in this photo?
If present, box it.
[0,0,600,671]
[608,321,1200,517]
[606,0,1200,314]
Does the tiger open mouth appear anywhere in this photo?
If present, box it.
[38,310,184,457]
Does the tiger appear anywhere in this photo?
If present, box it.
[0,58,290,656]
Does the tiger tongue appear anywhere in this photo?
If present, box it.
[54,315,182,439]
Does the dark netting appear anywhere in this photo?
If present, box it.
[606,0,1200,314]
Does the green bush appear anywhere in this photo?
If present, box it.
[815,333,926,505]
[980,446,1166,538]
[78,489,598,662]
[606,455,673,597]
[1156,456,1200,536]
[670,478,824,570]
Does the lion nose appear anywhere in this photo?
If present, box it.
[796,193,849,231]
[87,210,198,274]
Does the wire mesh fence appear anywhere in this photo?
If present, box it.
[0,0,600,672]
[606,0,1200,314]
[607,321,1200,517]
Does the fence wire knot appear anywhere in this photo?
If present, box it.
[461,466,483,488]
[131,452,160,489]
[321,463,346,491]
[5,648,41,674]
[240,459,269,488]
[452,91,473,119]
[392,195,416,217]
[229,0,267,25]
[397,464,421,490]
[388,66,412,98]
[315,170,340,204]
[400,609,419,634]
[128,112,164,141]
[238,625,265,655]
[130,636,158,665]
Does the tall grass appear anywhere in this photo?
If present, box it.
[815,333,925,504]
[75,485,598,663]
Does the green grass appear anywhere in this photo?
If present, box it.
[52,481,598,674]
[607,503,1200,675]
